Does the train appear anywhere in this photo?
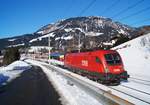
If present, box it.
[64,50,129,85]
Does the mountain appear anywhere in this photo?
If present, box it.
[0,16,142,52]
[0,33,42,50]
[113,33,150,80]
[137,25,150,35]
[26,16,141,52]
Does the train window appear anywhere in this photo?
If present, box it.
[104,53,121,65]
[113,54,121,64]
[95,57,101,63]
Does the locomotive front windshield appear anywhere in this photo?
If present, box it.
[104,53,122,65]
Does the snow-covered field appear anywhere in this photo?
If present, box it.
[0,61,31,86]
[113,33,150,80]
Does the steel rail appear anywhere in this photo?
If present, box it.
[120,84,150,96]
[109,86,150,104]
[42,63,134,105]
[130,77,150,83]
[129,78,150,86]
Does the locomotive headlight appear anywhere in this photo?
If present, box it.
[105,67,109,73]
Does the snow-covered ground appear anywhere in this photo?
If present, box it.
[26,59,150,105]
[0,61,31,86]
[29,32,55,43]
[19,33,150,105]
[26,59,102,105]
[113,33,150,80]
[28,46,50,53]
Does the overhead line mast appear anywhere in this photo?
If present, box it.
[77,0,97,52]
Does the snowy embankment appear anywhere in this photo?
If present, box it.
[113,33,150,80]
[0,61,31,86]
[26,59,102,105]
[26,59,150,105]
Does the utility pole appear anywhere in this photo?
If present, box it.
[48,34,51,64]
[84,23,87,49]
[85,23,88,32]
[78,32,81,53]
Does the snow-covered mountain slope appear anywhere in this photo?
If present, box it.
[0,16,141,51]
[113,33,150,80]
[28,16,140,52]
[0,33,42,50]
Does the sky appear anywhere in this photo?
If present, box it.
[0,0,150,39]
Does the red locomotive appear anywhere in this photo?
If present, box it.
[64,50,129,85]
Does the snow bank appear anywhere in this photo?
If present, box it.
[0,61,31,85]
[27,59,150,105]
[26,59,101,105]
[113,33,150,80]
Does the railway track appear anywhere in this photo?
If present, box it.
[51,62,150,104]
[129,77,150,86]
[130,77,150,82]
[46,64,150,105]
[109,84,150,105]
[120,84,150,96]
[26,59,150,105]
[109,86,150,104]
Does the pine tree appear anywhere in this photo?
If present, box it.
[3,47,20,65]
[113,34,130,47]
[0,50,2,56]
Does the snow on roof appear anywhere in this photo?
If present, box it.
[28,46,51,52]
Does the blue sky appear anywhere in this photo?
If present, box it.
[0,0,150,38]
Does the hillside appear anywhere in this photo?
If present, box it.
[0,33,42,50]
[113,33,150,80]
[32,16,140,52]
[0,16,142,51]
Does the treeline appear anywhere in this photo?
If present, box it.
[3,47,20,65]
